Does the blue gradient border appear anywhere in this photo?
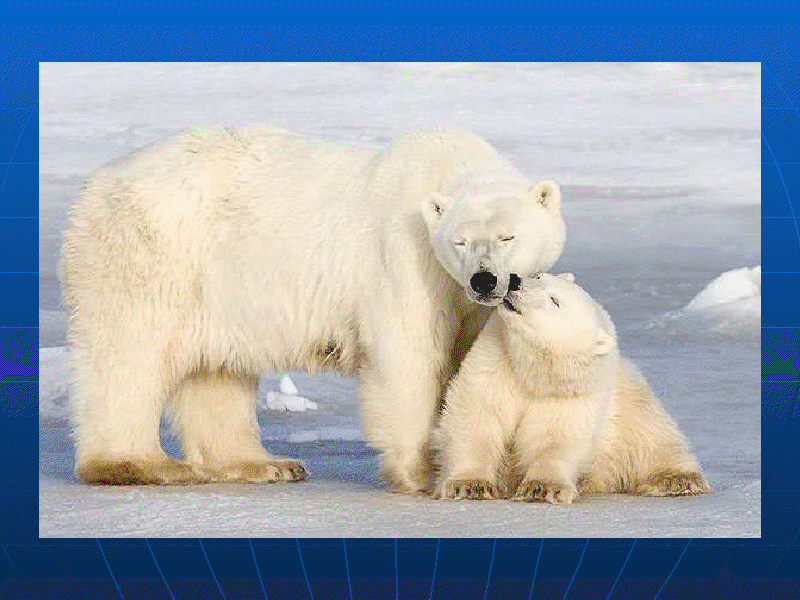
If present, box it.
[2,11,794,600]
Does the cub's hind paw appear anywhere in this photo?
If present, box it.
[636,470,712,497]
[437,479,499,500]
[513,479,578,504]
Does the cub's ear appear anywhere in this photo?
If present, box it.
[421,192,452,229]
[528,180,561,211]
[556,272,575,282]
[594,328,615,356]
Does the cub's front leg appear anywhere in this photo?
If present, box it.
[512,401,601,505]
[433,384,508,501]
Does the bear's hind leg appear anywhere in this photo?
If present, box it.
[71,346,206,485]
[169,370,306,483]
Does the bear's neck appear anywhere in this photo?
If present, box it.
[501,328,617,400]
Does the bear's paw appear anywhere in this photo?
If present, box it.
[513,479,578,504]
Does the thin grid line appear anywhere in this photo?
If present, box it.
[342,538,353,600]
[199,538,227,600]
[763,63,800,117]
[296,539,314,600]
[1,542,20,579]
[652,539,691,600]
[146,539,175,600]
[760,131,800,489]
[0,217,37,219]
[395,537,399,600]
[562,538,588,600]
[428,538,440,600]
[0,162,37,165]
[772,527,800,572]
[0,106,35,199]
[604,539,637,600]
[527,539,544,600]
[96,539,125,600]
[762,133,800,248]
[249,539,268,600]
[483,538,497,600]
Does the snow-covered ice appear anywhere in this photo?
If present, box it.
[264,391,318,412]
[279,374,299,396]
[38,62,760,537]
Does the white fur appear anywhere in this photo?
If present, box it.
[62,126,566,489]
[434,274,711,502]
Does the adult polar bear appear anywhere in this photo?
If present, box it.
[62,126,565,491]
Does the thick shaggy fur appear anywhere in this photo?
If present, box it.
[433,274,711,503]
[62,126,565,489]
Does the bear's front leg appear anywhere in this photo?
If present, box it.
[359,349,446,493]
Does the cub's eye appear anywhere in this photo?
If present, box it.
[499,235,515,243]
[550,295,560,308]
[453,240,467,247]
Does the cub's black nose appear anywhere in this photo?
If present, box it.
[470,271,497,295]
[508,273,522,292]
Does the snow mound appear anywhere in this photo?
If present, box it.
[685,266,761,313]
[39,347,70,420]
[647,266,761,338]
[259,376,319,412]
[279,374,298,395]
[263,391,318,412]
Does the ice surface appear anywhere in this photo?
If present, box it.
[38,63,759,537]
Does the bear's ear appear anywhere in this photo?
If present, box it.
[593,328,615,356]
[556,272,575,282]
[421,192,452,229]
[528,180,561,211]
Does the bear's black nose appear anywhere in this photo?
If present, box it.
[508,273,521,292]
[470,271,497,295]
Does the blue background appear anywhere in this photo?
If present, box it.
[1,7,795,599]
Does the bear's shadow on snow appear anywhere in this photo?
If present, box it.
[39,419,383,488]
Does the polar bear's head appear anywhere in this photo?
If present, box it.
[499,272,616,360]
[422,180,565,305]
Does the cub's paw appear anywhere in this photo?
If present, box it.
[78,458,210,486]
[636,470,712,497]
[437,479,499,500]
[205,459,308,483]
[513,479,578,504]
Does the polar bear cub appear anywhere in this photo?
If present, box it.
[434,273,711,503]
